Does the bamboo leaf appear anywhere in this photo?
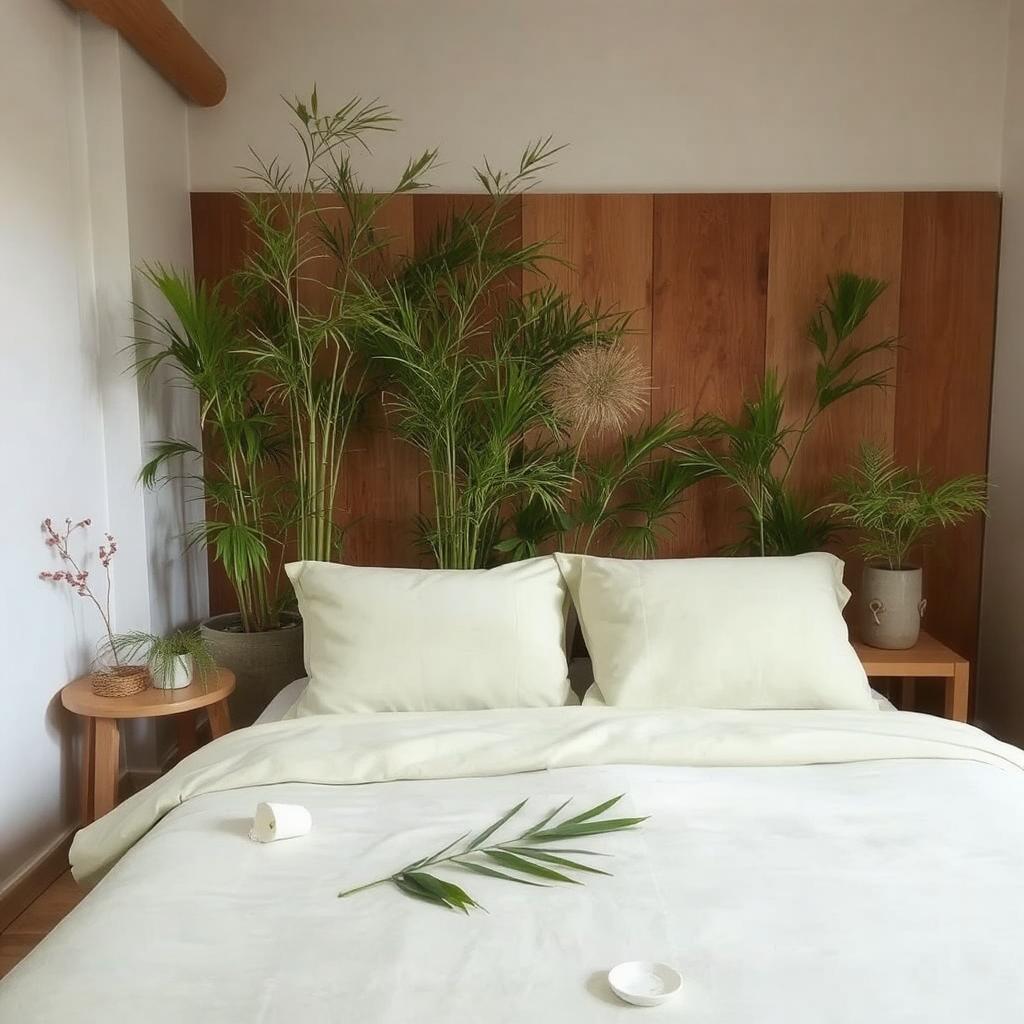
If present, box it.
[502,848,612,876]
[522,798,573,836]
[394,874,451,909]
[528,817,648,842]
[484,850,581,884]
[404,831,470,871]
[467,799,528,849]
[458,862,549,887]
[558,794,624,826]
[403,872,482,914]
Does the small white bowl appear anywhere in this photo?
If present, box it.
[607,961,682,1007]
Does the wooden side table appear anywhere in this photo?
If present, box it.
[852,632,969,722]
[61,668,235,823]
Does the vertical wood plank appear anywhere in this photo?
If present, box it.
[328,196,422,567]
[765,194,905,497]
[522,194,654,431]
[189,193,250,614]
[189,192,252,294]
[896,192,1000,665]
[520,195,654,556]
[651,194,770,555]
[411,196,524,558]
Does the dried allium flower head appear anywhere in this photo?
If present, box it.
[544,343,649,437]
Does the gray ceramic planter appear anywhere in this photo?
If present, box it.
[859,565,926,650]
[200,612,304,726]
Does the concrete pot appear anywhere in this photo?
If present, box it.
[151,653,193,690]
[859,565,926,650]
[200,612,304,726]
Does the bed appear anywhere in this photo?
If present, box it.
[1,701,1022,1022]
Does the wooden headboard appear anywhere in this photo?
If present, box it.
[190,191,1000,663]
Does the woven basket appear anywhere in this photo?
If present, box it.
[90,665,150,697]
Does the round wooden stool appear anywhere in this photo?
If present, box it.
[61,668,235,823]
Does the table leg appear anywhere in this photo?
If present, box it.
[900,677,916,712]
[207,699,232,739]
[176,710,198,760]
[945,664,970,723]
[79,716,95,825]
[93,718,120,820]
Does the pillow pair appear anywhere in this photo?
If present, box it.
[285,551,873,718]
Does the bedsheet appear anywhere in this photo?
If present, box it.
[1,706,1022,1023]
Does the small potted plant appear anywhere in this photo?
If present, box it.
[830,445,988,649]
[104,629,216,690]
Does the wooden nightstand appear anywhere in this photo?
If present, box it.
[852,632,969,722]
[61,668,235,823]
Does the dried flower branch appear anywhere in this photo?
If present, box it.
[39,517,120,665]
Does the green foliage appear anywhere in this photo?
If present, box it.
[131,267,285,631]
[502,415,704,559]
[360,141,634,568]
[236,89,440,562]
[338,795,646,914]
[674,272,894,556]
[829,444,988,570]
[103,628,216,683]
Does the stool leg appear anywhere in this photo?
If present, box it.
[93,718,120,820]
[946,665,970,722]
[207,699,232,740]
[900,677,916,712]
[176,710,197,760]
[80,717,96,824]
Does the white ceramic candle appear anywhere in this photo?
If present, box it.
[248,802,312,843]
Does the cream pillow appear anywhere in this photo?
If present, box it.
[286,558,570,714]
[556,552,874,711]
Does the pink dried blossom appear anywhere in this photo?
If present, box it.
[38,516,120,664]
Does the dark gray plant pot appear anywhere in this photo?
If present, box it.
[200,612,305,726]
[859,566,925,650]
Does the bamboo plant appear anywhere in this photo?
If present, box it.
[361,141,627,568]
[236,89,439,562]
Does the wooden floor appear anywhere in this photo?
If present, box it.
[0,871,83,980]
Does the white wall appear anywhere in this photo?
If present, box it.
[979,0,1024,746]
[0,1,203,893]
[0,0,111,888]
[184,0,1009,193]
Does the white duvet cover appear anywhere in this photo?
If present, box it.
[2,707,1023,1022]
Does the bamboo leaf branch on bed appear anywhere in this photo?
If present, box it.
[337,795,646,913]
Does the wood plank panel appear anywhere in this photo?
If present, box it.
[522,194,654,433]
[189,192,252,295]
[315,196,422,567]
[765,194,905,497]
[414,194,524,308]
[411,196,524,558]
[189,193,251,614]
[651,194,770,555]
[896,192,1000,664]
[520,195,654,556]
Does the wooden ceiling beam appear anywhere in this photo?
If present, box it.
[64,0,226,107]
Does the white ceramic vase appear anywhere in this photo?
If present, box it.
[859,565,926,650]
[150,653,194,690]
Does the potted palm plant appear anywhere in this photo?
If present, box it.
[830,444,988,649]
[132,269,302,723]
